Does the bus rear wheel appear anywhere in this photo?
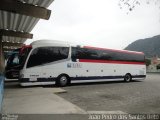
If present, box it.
[56,74,70,87]
[124,73,132,82]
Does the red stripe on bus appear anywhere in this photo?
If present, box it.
[79,59,145,65]
[84,46,144,55]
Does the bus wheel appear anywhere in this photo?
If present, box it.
[124,73,132,82]
[56,75,69,87]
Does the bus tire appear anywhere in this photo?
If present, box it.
[56,74,70,87]
[124,73,132,82]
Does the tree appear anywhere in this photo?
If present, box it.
[156,64,160,69]
[145,58,151,66]
[118,0,160,14]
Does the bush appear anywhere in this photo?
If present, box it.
[145,59,151,66]
[156,64,160,69]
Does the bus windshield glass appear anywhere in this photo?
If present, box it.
[6,49,20,68]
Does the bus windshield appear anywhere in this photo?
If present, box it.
[6,49,20,68]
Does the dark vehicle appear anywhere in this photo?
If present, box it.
[5,46,31,79]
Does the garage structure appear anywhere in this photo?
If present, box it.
[0,0,54,110]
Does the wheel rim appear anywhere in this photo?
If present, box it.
[125,74,131,82]
[60,76,67,85]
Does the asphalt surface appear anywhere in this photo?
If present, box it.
[2,73,160,120]
[57,73,160,114]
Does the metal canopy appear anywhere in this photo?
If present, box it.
[2,42,22,47]
[3,47,19,52]
[0,29,33,39]
[0,0,51,20]
[0,0,54,52]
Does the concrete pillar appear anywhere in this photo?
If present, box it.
[0,36,4,112]
[0,36,5,74]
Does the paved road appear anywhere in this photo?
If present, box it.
[2,73,160,120]
[57,73,160,114]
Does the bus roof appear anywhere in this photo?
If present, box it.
[31,40,71,47]
[29,40,144,55]
[84,46,144,55]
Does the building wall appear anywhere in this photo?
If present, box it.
[147,56,160,73]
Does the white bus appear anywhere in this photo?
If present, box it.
[6,40,146,86]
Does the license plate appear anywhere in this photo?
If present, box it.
[30,78,37,81]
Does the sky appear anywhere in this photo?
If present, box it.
[25,0,160,50]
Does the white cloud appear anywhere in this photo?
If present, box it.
[26,0,160,49]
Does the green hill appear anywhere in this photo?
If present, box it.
[125,35,160,58]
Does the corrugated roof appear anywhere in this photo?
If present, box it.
[19,0,54,8]
[0,0,54,52]
[0,11,40,33]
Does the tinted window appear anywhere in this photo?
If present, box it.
[72,47,97,61]
[71,47,112,61]
[71,47,144,62]
[27,47,69,68]
[12,55,19,64]
[7,53,19,67]
[6,49,20,68]
[111,52,144,62]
